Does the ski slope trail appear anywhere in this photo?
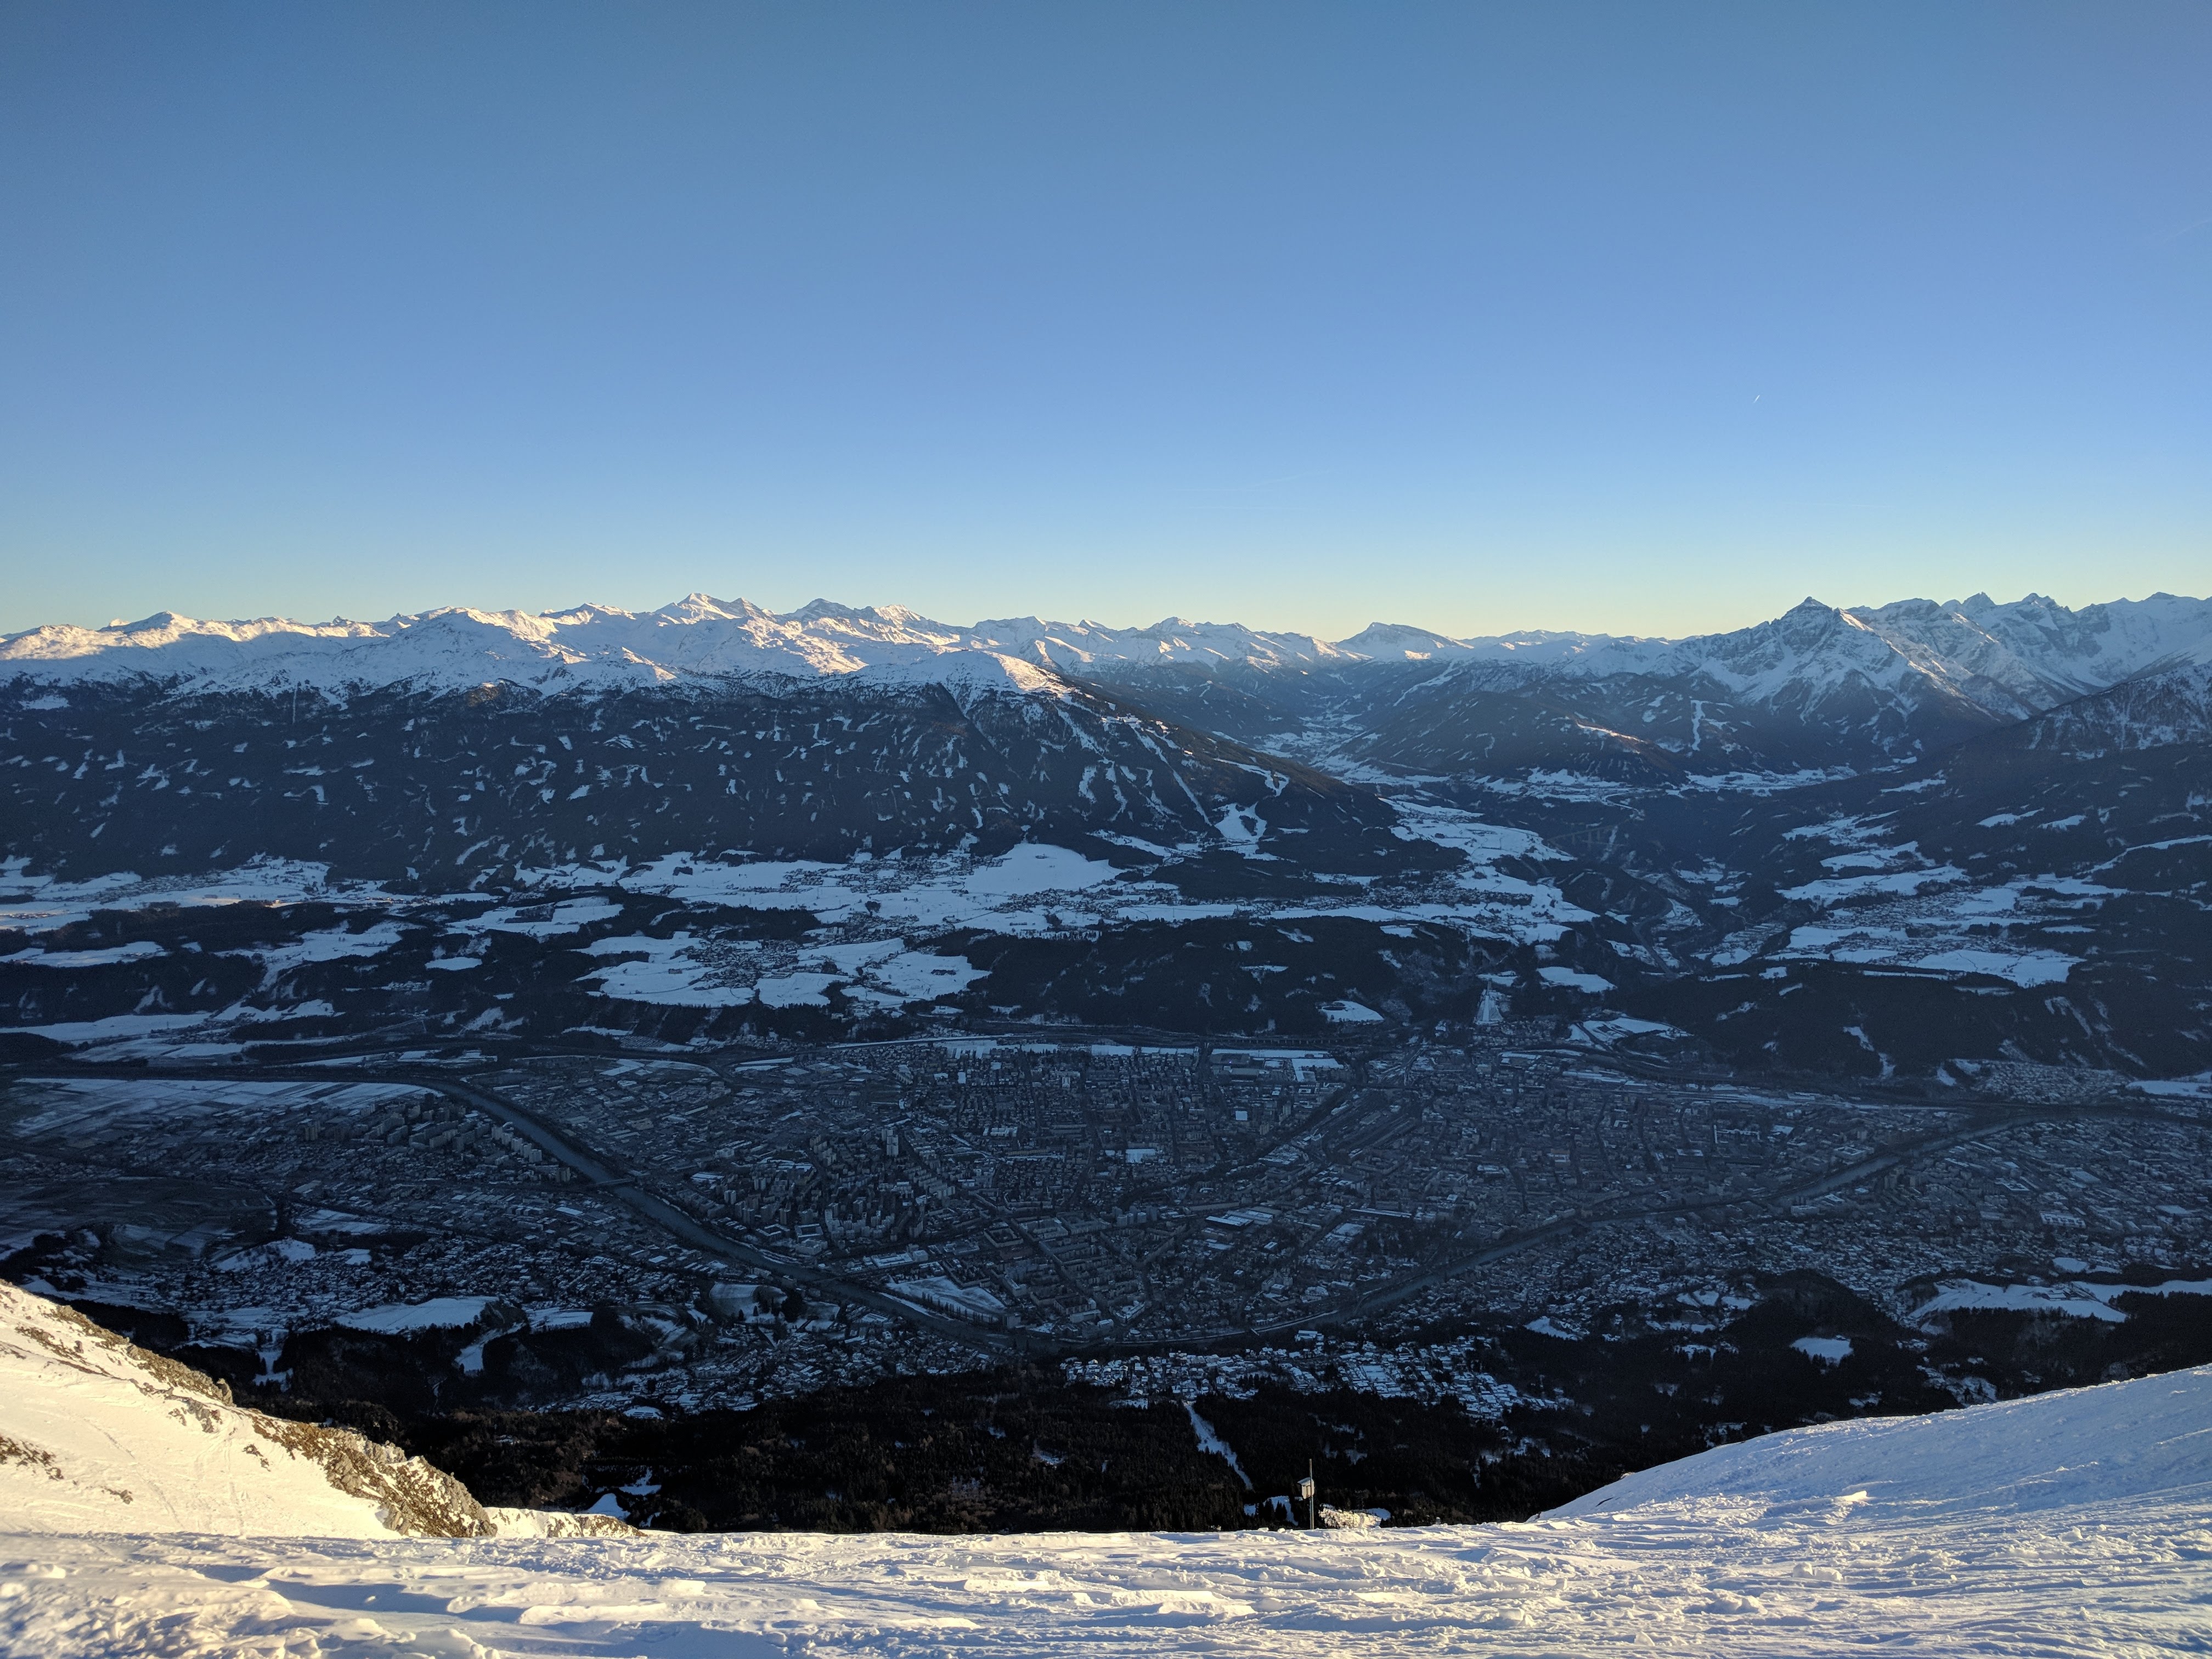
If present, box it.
[6,1364,2211,1656]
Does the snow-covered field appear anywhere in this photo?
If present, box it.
[9,1449,2209,1657]
[5,1268,2211,1657]
[1,806,1596,1053]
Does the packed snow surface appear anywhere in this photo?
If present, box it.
[8,1332,2212,1655]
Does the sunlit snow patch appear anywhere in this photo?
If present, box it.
[1791,1336,1853,1364]
[1539,966,1614,994]
[336,1297,493,1333]
[538,839,1590,957]
[252,921,409,979]
[1390,800,1565,864]
[1761,877,2109,985]
[859,950,989,1002]
[754,972,842,1008]
[455,895,625,938]
[0,940,166,968]
[1320,1000,1384,1024]
[581,933,758,1007]
[0,1012,218,1045]
[1914,1276,2212,1326]
[1780,865,1970,906]
[0,856,394,934]
[1912,948,2074,986]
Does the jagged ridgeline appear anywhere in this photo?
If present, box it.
[2,591,2207,1075]
[0,677,1399,885]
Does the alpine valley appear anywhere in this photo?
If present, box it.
[2,589,2210,1541]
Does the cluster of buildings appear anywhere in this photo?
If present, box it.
[2,1031,2205,1410]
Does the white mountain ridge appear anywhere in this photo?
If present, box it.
[3,589,2207,719]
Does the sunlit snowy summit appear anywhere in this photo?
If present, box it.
[3,1277,2209,1657]
[5,588,2208,707]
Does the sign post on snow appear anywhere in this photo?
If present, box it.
[1297,1464,1316,1530]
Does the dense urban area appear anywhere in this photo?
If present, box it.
[8,1023,2207,1426]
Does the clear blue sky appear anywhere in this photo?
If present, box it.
[3,2,2205,641]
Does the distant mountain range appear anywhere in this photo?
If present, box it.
[3,588,2208,1080]
[8,588,2207,783]
[7,589,2209,709]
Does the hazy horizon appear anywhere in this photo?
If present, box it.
[10,581,2209,650]
[5,3,2206,640]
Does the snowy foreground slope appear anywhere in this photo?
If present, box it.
[0,1279,492,1539]
[1554,1361,2212,1520]
[0,1281,625,1549]
[5,1298,2211,1659]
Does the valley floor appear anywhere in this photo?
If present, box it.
[8,1488,2207,1658]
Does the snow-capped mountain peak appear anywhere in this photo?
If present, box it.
[1848,590,2212,711]
[0,599,1065,696]
[1331,622,1478,661]
[2,591,2206,715]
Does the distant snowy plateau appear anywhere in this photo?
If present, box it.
[3,587,2209,1080]
[5,1278,2210,1657]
